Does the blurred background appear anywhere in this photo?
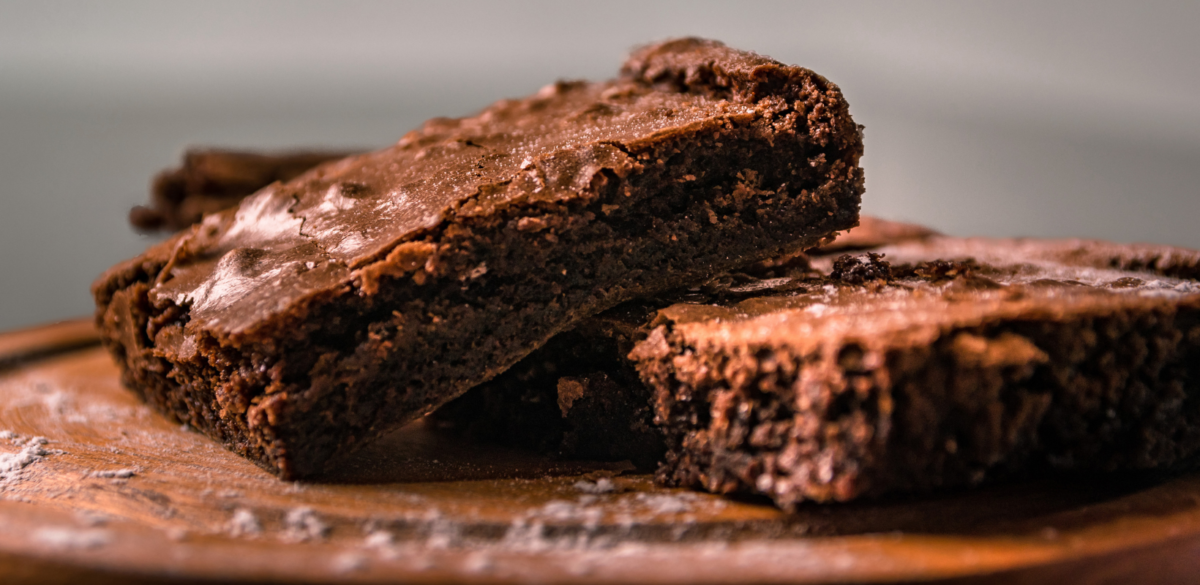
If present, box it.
[1,0,1197,331]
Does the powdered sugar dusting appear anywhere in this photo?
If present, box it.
[282,507,329,543]
[574,477,617,494]
[331,551,369,574]
[6,378,150,426]
[88,468,138,479]
[363,529,395,550]
[227,508,262,538]
[33,527,112,550]
[635,493,698,515]
[463,551,494,573]
[1,433,54,491]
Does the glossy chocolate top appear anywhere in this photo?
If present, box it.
[644,236,1200,355]
[127,38,846,339]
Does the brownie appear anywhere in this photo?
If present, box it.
[93,38,864,479]
[639,236,1200,508]
[131,149,359,232]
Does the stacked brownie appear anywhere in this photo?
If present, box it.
[101,38,1200,508]
[95,38,864,479]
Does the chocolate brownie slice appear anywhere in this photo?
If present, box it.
[93,38,864,479]
[131,149,358,232]
[639,237,1200,508]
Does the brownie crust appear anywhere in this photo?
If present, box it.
[93,38,864,478]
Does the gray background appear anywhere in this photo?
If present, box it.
[2,0,1197,331]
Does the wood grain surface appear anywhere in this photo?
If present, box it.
[1,319,1198,584]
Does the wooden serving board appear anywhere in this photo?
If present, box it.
[2,320,1199,584]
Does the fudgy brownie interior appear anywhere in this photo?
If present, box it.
[94,38,864,478]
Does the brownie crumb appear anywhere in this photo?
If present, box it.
[900,258,981,281]
[830,252,891,284]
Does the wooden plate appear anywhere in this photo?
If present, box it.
[2,320,1199,584]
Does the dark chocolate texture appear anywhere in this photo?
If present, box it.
[93,38,864,478]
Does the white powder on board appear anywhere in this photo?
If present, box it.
[463,551,494,573]
[75,511,110,527]
[1,433,51,490]
[574,477,618,494]
[282,507,329,543]
[331,551,369,574]
[363,529,395,549]
[32,527,112,550]
[634,492,705,515]
[227,508,262,538]
[89,468,138,479]
[333,477,738,557]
